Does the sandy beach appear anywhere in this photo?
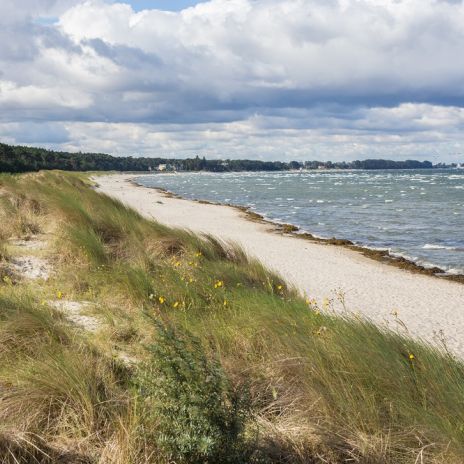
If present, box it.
[96,173,464,355]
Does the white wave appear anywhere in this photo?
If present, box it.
[423,244,462,251]
[444,268,464,276]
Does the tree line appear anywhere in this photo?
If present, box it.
[0,142,441,174]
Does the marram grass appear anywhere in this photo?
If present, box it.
[0,171,463,463]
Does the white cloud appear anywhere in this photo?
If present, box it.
[0,80,93,109]
[1,0,464,161]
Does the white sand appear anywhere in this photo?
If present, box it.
[10,256,50,280]
[96,174,464,355]
[50,300,101,332]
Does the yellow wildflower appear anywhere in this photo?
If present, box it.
[409,353,415,361]
[56,291,63,299]
[195,251,202,257]
[174,261,181,267]
[173,301,179,308]
[214,280,223,288]
[277,285,283,291]
[223,300,228,306]
[159,296,165,304]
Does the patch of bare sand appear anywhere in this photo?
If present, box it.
[50,300,101,332]
[10,238,47,250]
[10,256,50,280]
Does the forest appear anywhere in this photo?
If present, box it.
[0,142,438,173]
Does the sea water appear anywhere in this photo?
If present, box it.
[135,169,464,275]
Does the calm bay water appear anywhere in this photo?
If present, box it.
[136,169,464,275]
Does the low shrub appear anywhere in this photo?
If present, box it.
[136,321,251,463]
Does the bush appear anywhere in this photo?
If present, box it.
[136,321,251,463]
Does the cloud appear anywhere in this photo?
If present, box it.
[0,0,464,161]
[0,122,70,145]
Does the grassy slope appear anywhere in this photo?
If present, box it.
[0,171,463,463]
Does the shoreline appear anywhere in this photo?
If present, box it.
[95,173,464,355]
[130,177,464,285]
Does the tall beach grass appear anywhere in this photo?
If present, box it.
[0,171,463,463]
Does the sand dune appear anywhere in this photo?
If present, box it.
[96,174,464,355]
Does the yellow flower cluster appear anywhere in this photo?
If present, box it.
[214,280,224,289]
[148,292,184,309]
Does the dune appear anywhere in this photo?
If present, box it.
[96,173,464,356]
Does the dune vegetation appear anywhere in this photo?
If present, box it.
[0,171,464,463]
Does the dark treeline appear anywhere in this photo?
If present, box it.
[0,142,449,174]
[0,143,287,173]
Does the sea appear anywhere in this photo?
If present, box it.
[135,169,464,276]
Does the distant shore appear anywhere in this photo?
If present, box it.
[95,173,464,355]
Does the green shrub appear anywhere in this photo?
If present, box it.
[136,321,251,463]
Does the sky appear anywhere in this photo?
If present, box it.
[118,1,205,11]
[1,0,464,162]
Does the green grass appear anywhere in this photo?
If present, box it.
[0,171,463,463]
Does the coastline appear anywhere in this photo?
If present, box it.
[131,177,464,285]
[95,173,464,355]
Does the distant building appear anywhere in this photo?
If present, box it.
[157,164,167,171]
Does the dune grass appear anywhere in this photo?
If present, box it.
[0,171,463,463]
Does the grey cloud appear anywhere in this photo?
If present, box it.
[0,122,70,145]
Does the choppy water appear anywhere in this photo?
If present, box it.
[136,169,464,275]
